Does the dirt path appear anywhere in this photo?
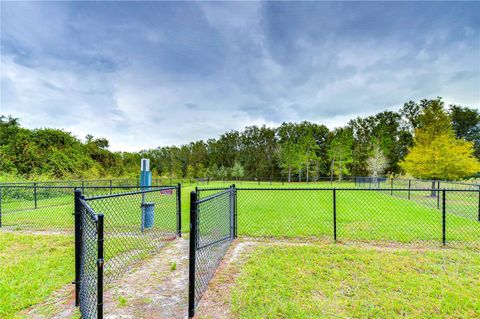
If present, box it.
[24,238,189,319]
[104,237,189,319]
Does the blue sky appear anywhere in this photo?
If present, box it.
[1,1,479,151]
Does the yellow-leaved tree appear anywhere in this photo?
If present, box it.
[401,98,480,185]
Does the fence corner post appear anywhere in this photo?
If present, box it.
[97,214,104,319]
[333,188,337,242]
[188,191,198,318]
[408,179,411,200]
[233,184,237,238]
[74,189,82,307]
[442,189,446,246]
[177,183,182,237]
[34,182,38,209]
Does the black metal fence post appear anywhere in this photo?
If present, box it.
[390,178,393,195]
[408,179,411,200]
[34,182,38,209]
[97,214,104,319]
[177,183,182,237]
[442,189,446,246]
[333,188,337,241]
[109,180,112,195]
[230,185,234,238]
[233,184,237,238]
[437,181,440,209]
[74,189,82,307]
[188,191,198,318]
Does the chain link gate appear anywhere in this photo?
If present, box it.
[188,185,237,318]
[75,185,181,319]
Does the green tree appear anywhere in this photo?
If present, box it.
[401,101,480,192]
[217,165,228,181]
[186,164,195,180]
[231,161,245,181]
[328,128,353,182]
[450,105,480,159]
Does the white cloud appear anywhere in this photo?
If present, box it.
[1,2,479,152]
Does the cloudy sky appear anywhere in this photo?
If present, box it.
[1,2,479,151]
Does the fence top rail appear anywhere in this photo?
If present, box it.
[196,188,232,204]
[79,198,99,222]
[393,178,480,187]
[0,178,137,185]
[236,187,480,192]
[84,186,179,201]
[196,187,232,192]
[0,184,178,190]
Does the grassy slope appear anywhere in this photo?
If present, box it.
[232,245,480,319]
[0,232,73,318]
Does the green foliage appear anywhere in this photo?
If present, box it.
[2,97,478,181]
[450,105,480,159]
[328,128,353,180]
[401,101,480,180]
[231,161,245,180]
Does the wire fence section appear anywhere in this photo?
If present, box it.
[76,195,103,319]
[235,187,480,250]
[75,185,181,319]
[0,184,178,230]
[188,186,237,318]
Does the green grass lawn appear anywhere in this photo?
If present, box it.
[0,232,73,319]
[0,181,478,318]
[231,244,480,318]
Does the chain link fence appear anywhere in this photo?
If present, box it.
[75,185,181,318]
[0,184,178,231]
[234,187,480,249]
[355,177,480,223]
[188,186,236,318]
[76,195,103,318]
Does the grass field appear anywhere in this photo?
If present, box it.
[231,244,480,318]
[2,181,479,247]
[1,180,479,318]
[0,232,73,318]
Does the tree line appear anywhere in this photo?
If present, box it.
[1,97,479,182]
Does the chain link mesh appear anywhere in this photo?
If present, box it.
[79,199,99,319]
[0,185,171,230]
[235,188,480,250]
[190,187,235,316]
[83,187,179,284]
[77,186,180,317]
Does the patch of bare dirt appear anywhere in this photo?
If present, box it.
[194,240,258,319]
[1,229,72,236]
[103,237,189,319]
[22,284,78,319]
